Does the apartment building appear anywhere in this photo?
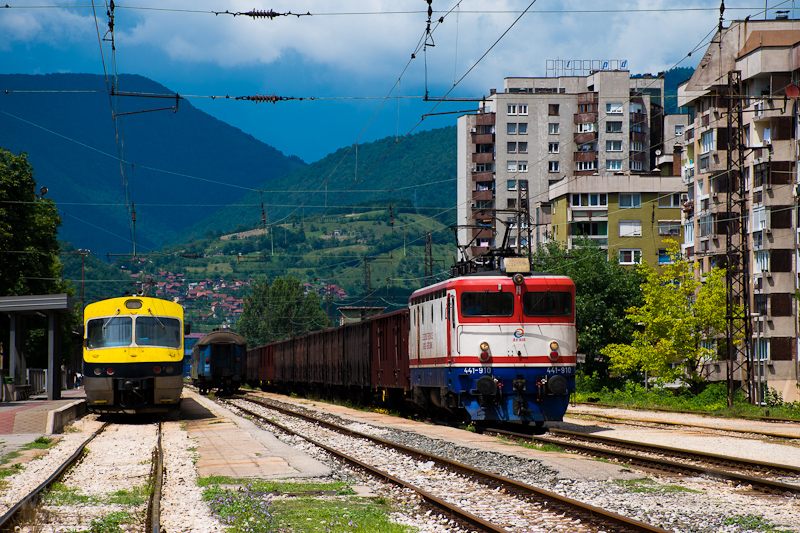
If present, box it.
[456,69,685,265]
[678,18,799,402]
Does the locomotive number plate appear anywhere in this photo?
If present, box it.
[463,367,493,374]
[546,367,574,375]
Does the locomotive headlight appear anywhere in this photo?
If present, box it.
[549,341,560,361]
[153,366,162,374]
[93,368,102,376]
[106,367,115,376]
[512,273,525,285]
[166,366,174,374]
[479,341,491,362]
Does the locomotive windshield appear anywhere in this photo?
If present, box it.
[523,291,572,317]
[461,292,514,317]
[86,317,132,348]
[135,317,182,348]
[86,316,181,349]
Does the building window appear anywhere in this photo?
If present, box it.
[606,102,623,114]
[619,249,642,264]
[606,140,622,152]
[548,104,560,116]
[549,123,560,134]
[507,161,517,172]
[619,220,642,237]
[476,144,493,154]
[631,122,643,132]
[631,161,642,171]
[476,181,493,191]
[577,123,595,133]
[507,104,517,115]
[549,142,559,154]
[475,163,491,172]
[752,206,767,231]
[577,161,597,171]
[619,193,641,208]
[578,143,595,152]
[507,180,517,191]
[572,193,607,207]
[631,141,643,152]
[684,221,694,244]
[518,104,528,115]
[548,161,560,172]
[700,130,714,154]
[658,221,681,236]
[658,249,672,264]
[518,123,528,134]
[658,193,682,208]
[753,230,763,250]
[675,124,684,136]
[517,161,528,172]
[507,123,517,135]
[578,103,596,113]
[698,214,713,237]
[606,160,623,171]
[507,142,517,153]
[606,121,623,133]
[475,199,493,209]
[699,155,709,171]
[518,142,528,153]
[754,250,770,273]
[507,198,516,208]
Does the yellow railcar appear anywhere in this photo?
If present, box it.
[83,296,185,413]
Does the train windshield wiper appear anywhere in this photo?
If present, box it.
[102,309,121,335]
[148,308,166,330]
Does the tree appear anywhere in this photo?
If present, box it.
[1,148,77,366]
[236,276,329,347]
[531,239,645,389]
[601,240,727,391]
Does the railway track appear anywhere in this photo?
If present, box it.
[227,395,672,533]
[489,427,800,496]
[0,420,165,533]
[566,410,800,440]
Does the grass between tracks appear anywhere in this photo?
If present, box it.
[573,381,800,420]
[0,436,55,489]
[199,477,412,533]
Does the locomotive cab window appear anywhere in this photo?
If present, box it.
[461,292,514,317]
[85,316,132,348]
[135,317,182,348]
[523,292,572,317]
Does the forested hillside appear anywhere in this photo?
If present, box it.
[176,127,457,243]
[0,73,305,254]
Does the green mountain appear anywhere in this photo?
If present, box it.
[0,73,305,254]
[175,126,457,242]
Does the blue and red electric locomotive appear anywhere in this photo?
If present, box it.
[245,258,576,426]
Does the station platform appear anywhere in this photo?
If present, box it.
[0,388,86,436]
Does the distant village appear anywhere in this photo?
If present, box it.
[124,266,347,327]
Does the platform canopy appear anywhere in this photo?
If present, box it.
[0,294,74,401]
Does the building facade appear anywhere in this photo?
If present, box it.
[457,69,685,266]
[678,18,799,402]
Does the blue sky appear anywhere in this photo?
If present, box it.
[0,1,789,163]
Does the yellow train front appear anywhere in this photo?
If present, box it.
[83,296,185,413]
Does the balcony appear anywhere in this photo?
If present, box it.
[471,227,494,240]
[574,131,597,144]
[630,112,647,124]
[472,152,494,163]
[574,112,598,124]
[471,189,494,202]
[471,170,494,181]
[577,92,598,104]
[574,151,598,162]
[471,133,495,144]
[630,131,646,143]
[476,113,496,125]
